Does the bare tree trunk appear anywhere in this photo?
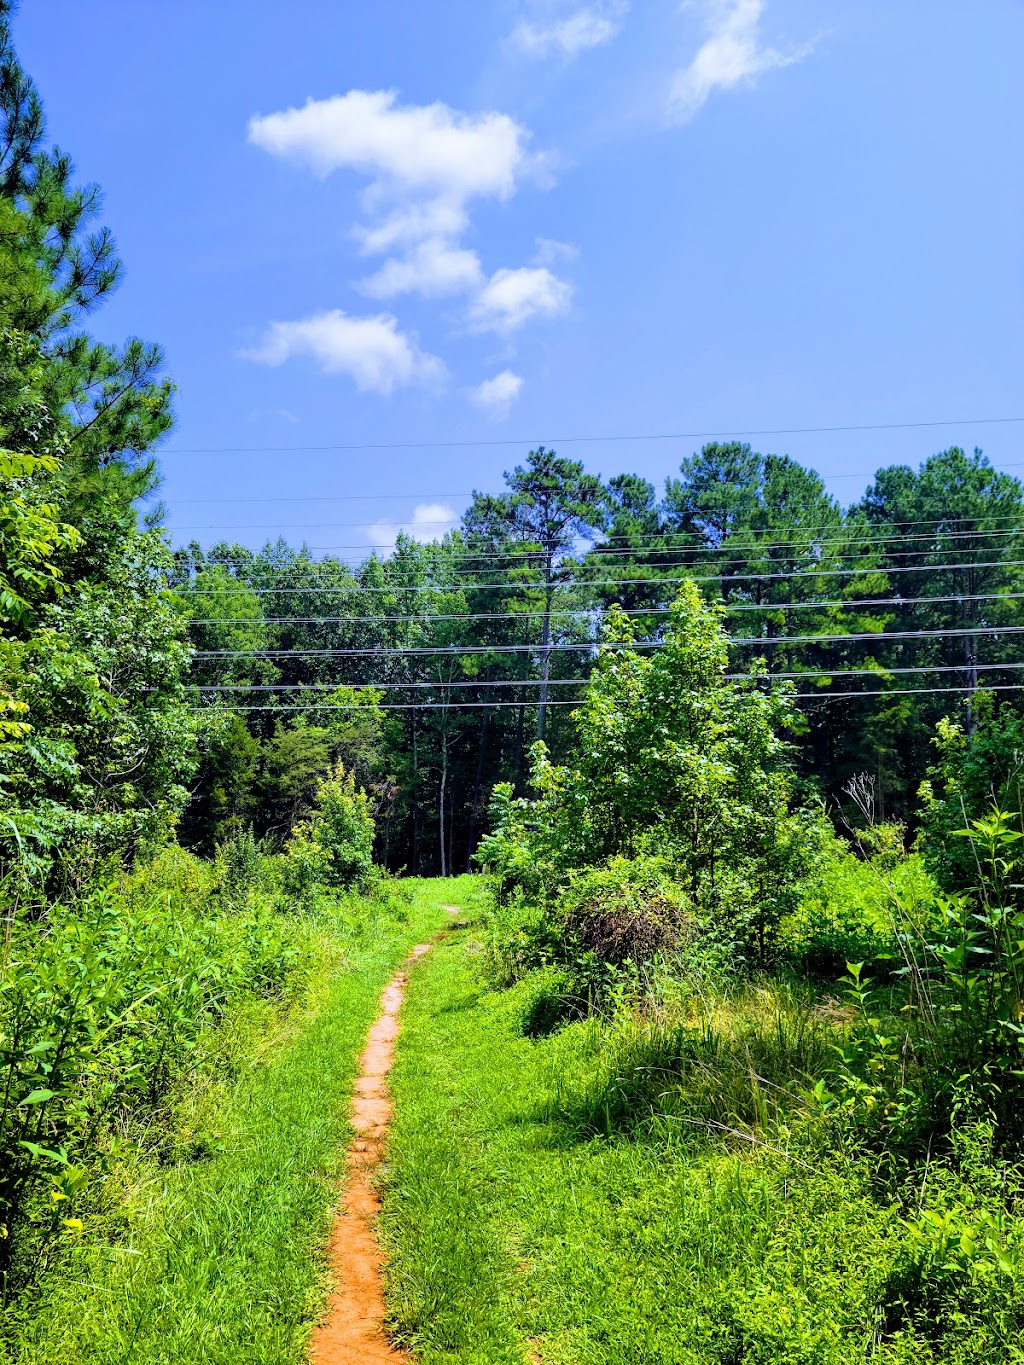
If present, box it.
[447,771,455,877]
[439,724,448,877]
[410,709,419,874]
[465,712,490,871]
[537,553,555,740]
[965,566,979,735]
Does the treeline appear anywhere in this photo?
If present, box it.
[176,442,1024,874]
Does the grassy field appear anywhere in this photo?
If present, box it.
[381,906,1024,1365]
[1,878,459,1365]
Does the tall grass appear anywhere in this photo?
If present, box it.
[381,918,1024,1364]
[0,869,458,1364]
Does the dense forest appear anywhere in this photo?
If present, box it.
[174,433,1024,875]
[3,5,1024,1361]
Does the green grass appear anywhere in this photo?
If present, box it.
[381,913,1024,1365]
[1,877,463,1365]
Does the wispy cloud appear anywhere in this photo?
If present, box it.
[533,236,579,266]
[367,501,459,554]
[358,239,484,300]
[241,309,445,395]
[510,3,628,60]
[669,0,813,122]
[469,267,572,333]
[471,370,524,419]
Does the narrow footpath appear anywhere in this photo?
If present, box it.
[308,941,432,1364]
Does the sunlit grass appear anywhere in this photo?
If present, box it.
[1,878,461,1365]
[381,921,1023,1365]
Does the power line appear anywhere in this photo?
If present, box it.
[183,591,1024,627]
[179,558,1024,595]
[158,416,1024,456]
[170,514,1024,560]
[170,491,475,505]
[187,662,1024,694]
[182,589,1024,625]
[190,623,1024,658]
[174,526,1023,564]
[796,683,1024,703]
[184,682,1024,713]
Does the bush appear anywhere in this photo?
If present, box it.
[287,761,375,893]
[824,806,1024,1153]
[561,857,691,968]
[0,849,310,1281]
[918,706,1024,891]
[781,827,936,980]
[478,586,826,969]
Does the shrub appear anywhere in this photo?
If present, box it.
[826,805,1024,1151]
[286,761,375,893]
[0,851,309,1280]
[781,827,936,980]
[478,586,825,967]
[918,705,1024,892]
[561,857,691,968]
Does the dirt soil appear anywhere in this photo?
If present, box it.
[308,942,432,1365]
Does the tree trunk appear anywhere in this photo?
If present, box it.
[410,709,419,875]
[439,724,448,877]
[537,553,555,740]
[465,712,489,871]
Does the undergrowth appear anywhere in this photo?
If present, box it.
[0,840,457,1363]
[383,917,1024,1364]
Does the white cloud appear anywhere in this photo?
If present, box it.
[241,309,445,395]
[511,4,627,59]
[248,90,529,200]
[469,266,573,333]
[533,236,579,266]
[669,0,813,122]
[359,238,484,299]
[356,200,471,255]
[247,89,572,386]
[471,370,524,420]
[368,502,459,554]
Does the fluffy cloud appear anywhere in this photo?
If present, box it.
[510,4,627,59]
[469,266,573,333]
[248,90,528,200]
[241,309,445,394]
[471,370,524,419]
[367,502,459,553]
[359,239,484,299]
[669,0,812,122]
[247,90,572,389]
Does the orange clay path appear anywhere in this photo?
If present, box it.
[309,911,460,1365]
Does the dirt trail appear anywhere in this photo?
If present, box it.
[308,941,432,1365]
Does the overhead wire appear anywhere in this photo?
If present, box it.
[174,529,1024,566]
[178,558,1024,595]
[157,415,1024,456]
[187,662,1024,694]
[191,623,1024,658]
[183,683,1024,713]
[183,591,1024,626]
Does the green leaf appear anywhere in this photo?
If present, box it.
[18,1088,55,1106]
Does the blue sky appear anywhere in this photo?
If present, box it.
[15,0,1023,558]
